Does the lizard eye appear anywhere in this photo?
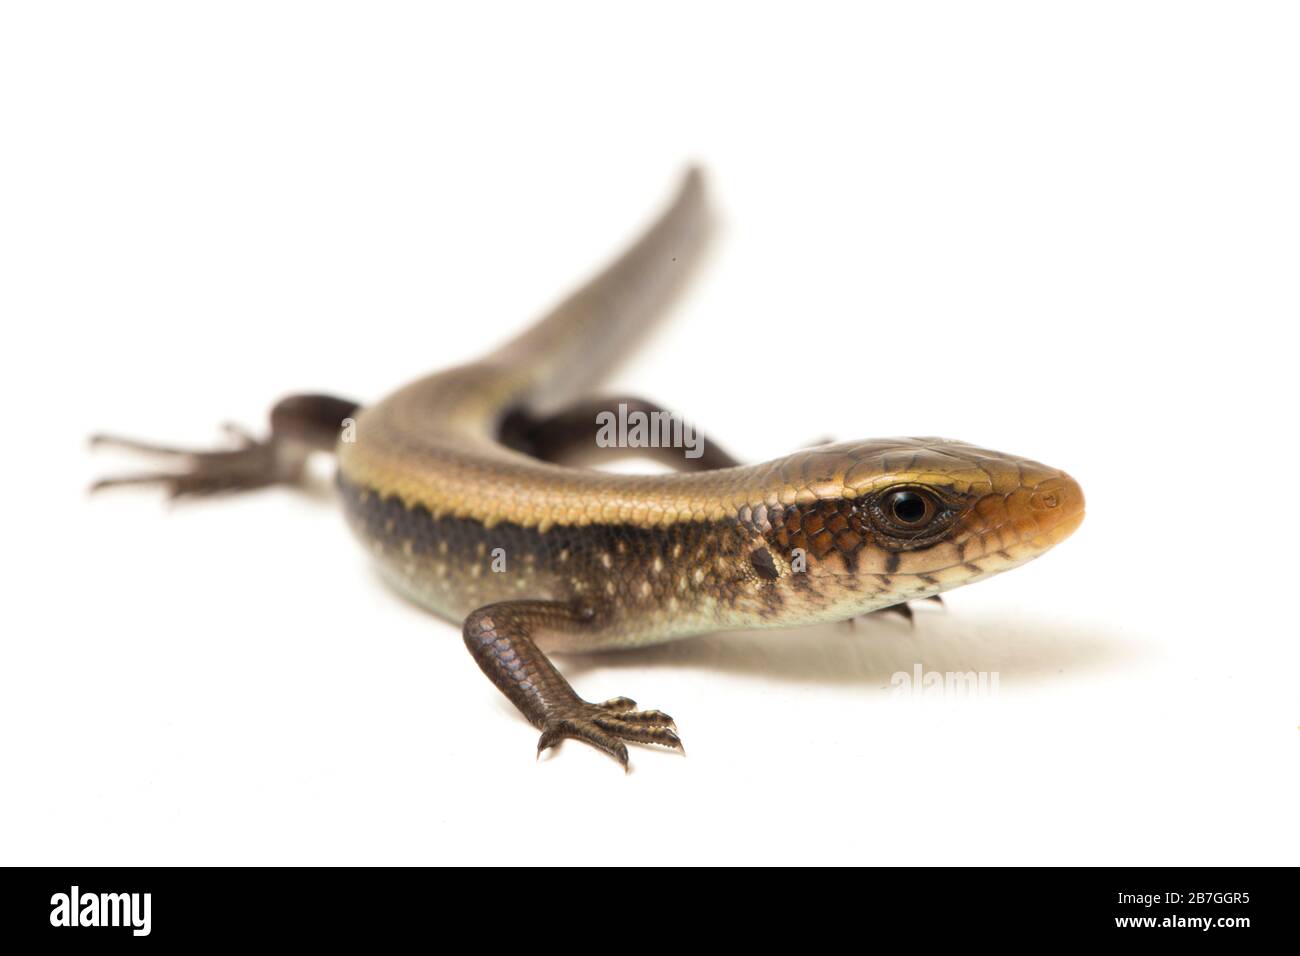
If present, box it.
[887,490,930,526]
[866,485,956,542]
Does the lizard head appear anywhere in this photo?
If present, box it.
[745,438,1084,620]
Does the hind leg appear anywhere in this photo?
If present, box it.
[90,393,359,498]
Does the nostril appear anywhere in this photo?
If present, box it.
[1027,474,1084,519]
[1031,489,1062,510]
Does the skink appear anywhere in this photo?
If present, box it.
[93,169,1085,769]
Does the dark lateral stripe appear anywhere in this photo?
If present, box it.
[337,474,751,568]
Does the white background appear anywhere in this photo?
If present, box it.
[3,2,1297,866]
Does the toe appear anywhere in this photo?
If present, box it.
[540,717,631,769]
[608,708,676,729]
[593,714,684,752]
[598,696,638,712]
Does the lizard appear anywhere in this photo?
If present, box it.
[92,168,1085,770]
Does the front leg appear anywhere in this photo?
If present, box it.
[463,601,682,770]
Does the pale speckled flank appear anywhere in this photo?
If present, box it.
[339,475,772,649]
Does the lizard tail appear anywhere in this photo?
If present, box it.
[487,167,711,413]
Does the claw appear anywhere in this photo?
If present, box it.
[537,726,566,757]
[881,602,914,623]
[851,595,944,629]
[536,700,681,769]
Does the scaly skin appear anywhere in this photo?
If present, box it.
[337,439,1083,647]
[93,169,1084,770]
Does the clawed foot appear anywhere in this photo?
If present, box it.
[89,426,286,498]
[876,594,944,624]
[537,697,683,771]
[846,594,944,628]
